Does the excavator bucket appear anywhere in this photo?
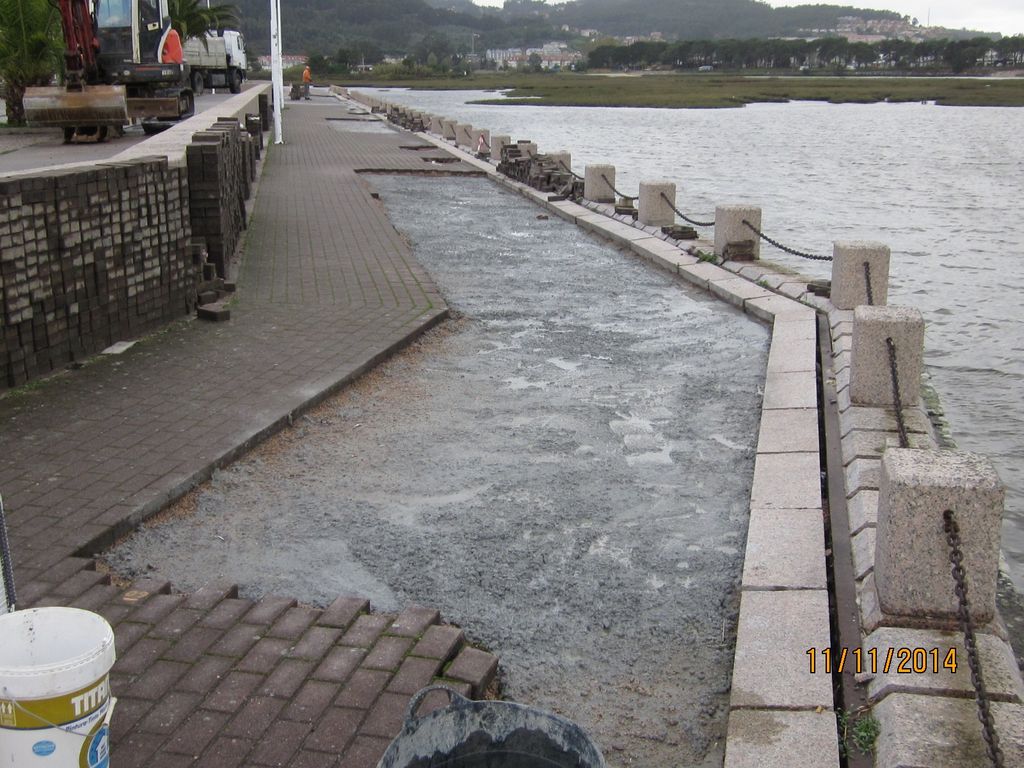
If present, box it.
[23,85,129,128]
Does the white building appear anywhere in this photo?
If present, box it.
[486,42,582,70]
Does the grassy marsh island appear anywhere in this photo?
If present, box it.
[337,72,1024,109]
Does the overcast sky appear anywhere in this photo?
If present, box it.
[471,1,1024,36]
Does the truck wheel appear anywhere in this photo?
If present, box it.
[229,69,242,94]
[191,70,205,97]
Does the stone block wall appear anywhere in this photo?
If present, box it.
[1,159,196,388]
[1,88,269,390]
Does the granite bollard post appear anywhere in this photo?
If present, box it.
[441,120,457,141]
[584,164,616,203]
[550,150,572,171]
[547,151,571,174]
[850,305,924,408]
[429,116,444,135]
[832,241,891,310]
[455,124,473,147]
[714,204,761,260]
[490,135,510,161]
[875,449,1004,623]
[516,140,538,158]
[639,181,676,227]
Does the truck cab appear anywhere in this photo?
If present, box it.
[183,30,248,94]
[222,30,248,73]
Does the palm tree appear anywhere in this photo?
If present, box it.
[0,0,63,125]
[167,0,238,46]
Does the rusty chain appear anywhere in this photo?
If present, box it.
[864,261,874,306]
[885,337,910,449]
[0,493,15,612]
[600,173,637,201]
[741,220,831,261]
[558,161,584,181]
[943,509,1005,768]
[658,192,715,228]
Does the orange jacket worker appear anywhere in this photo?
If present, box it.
[302,65,312,99]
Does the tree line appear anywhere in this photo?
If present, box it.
[588,35,1024,74]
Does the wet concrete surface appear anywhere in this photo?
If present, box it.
[105,175,769,766]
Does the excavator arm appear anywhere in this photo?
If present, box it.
[56,0,101,88]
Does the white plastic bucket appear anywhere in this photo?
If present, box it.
[0,608,116,767]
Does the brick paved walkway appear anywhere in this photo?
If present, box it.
[28,567,497,767]
[0,96,493,765]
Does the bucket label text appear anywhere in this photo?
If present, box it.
[71,680,110,718]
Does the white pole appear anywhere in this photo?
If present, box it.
[275,0,285,109]
[270,0,283,143]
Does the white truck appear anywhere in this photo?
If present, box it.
[183,30,248,95]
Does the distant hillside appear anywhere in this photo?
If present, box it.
[556,0,901,39]
[422,0,482,11]
[234,0,923,58]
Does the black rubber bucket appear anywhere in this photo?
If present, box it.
[377,685,607,768]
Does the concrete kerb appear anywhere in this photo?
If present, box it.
[115,84,272,168]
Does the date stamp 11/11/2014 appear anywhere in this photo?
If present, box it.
[807,647,958,675]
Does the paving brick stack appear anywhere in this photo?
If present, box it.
[186,121,251,278]
[1,158,195,388]
[22,564,500,768]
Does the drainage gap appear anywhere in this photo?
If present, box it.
[817,312,873,768]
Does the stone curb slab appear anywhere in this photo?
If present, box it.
[750,452,822,510]
[762,370,818,410]
[724,709,840,768]
[709,277,775,309]
[742,508,828,590]
[730,590,833,709]
[756,408,819,455]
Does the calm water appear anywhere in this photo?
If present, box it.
[361,88,1024,594]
